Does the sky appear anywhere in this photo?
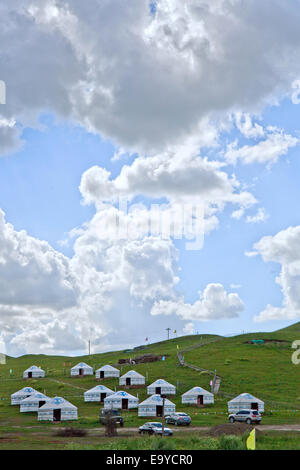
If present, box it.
[1,1,300,356]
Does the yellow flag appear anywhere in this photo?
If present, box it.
[246,429,256,450]
[176,345,179,350]
[174,330,177,334]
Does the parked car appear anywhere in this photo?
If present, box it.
[99,408,124,427]
[228,410,262,424]
[165,412,191,426]
[138,422,173,436]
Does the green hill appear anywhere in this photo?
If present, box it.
[0,323,299,439]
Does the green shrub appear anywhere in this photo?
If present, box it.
[218,435,244,450]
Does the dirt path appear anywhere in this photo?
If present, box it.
[47,378,88,391]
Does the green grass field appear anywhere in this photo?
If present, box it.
[0,322,299,449]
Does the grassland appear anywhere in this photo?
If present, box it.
[0,323,299,449]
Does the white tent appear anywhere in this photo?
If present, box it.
[181,386,214,406]
[147,379,176,396]
[104,390,139,410]
[23,366,45,379]
[96,365,120,379]
[20,392,51,412]
[228,393,264,413]
[84,385,114,402]
[38,397,78,421]
[119,370,145,387]
[138,394,176,417]
[11,387,37,405]
[70,362,93,377]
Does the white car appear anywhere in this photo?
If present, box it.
[138,422,173,436]
[229,410,262,424]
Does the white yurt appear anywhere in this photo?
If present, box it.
[96,365,120,379]
[147,379,176,396]
[20,392,51,413]
[70,362,93,377]
[138,394,176,417]
[104,391,139,410]
[181,386,214,406]
[84,385,114,402]
[119,370,145,387]
[228,393,264,413]
[23,366,45,379]
[38,397,78,422]
[11,387,37,405]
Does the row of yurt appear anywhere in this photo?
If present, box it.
[182,387,214,406]
[104,391,139,410]
[23,366,45,379]
[147,379,176,396]
[227,393,264,413]
[38,397,78,422]
[138,395,175,417]
[71,362,93,377]
[96,365,120,379]
[20,392,50,412]
[84,385,114,402]
[119,370,145,387]
[11,387,37,405]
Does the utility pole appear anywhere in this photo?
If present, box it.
[166,328,171,340]
[88,339,91,356]
[162,396,165,437]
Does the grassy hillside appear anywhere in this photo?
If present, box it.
[0,324,299,443]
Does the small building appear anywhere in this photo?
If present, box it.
[84,385,114,403]
[11,387,37,405]
[138,394,176,417]
[70,362,93,377]
[104,391,139,410]
[20,392,50,412]
[181,386,214,406]
[147,379,176,396]
[23,366,45,379]
[96,365,120,379]
[38,397,78,422]
[119,370,145,388]
[228,393,264,413]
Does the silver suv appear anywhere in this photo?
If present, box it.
[229,410,262,424]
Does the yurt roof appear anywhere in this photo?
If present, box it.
[149,379,175,387]
[84,385,113,394]
[21,392,49,403]
[106,391,137,400]
[140,394,175,406]
[11,387,37,397]
[182,386,213,396]
[24,365,44,373]
[97,365,119,372]
[121,370,144,378]
[71,362,93,370]
[228,393,264,404]
[38,397,77,411]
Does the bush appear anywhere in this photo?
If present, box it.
[55,427,87,437]
[218,435,244,450]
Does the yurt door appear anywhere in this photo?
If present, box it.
[53,409,61,422]
[156,405,163,417]
[155,387,161,395]
[122,399,128,409]
[28,372,32,378]
[251,402,258,410]
[100,393,106,402]
[38,401,46,408]
[79,368,84,376]
[197,395,204,405]
[126,378,131,386]
[100,371,104,379]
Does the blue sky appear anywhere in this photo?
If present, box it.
[1,1,300,355]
